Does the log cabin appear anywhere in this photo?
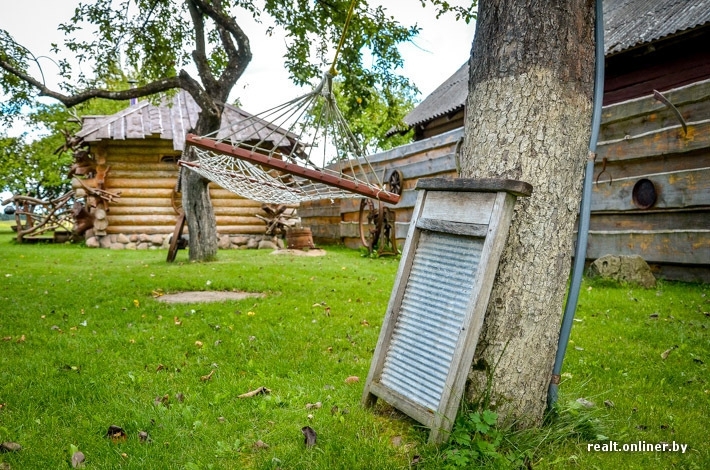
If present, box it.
[300,0,710,282]
[73,90,294,250]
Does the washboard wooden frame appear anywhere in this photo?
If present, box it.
[362,177,532,443]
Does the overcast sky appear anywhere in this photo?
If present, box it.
[0,1,475,111]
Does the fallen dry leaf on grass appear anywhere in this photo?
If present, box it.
[153,394,170,407]
[305,402,322,410]
[253,440,269,450]
[301,426,317,447]
[238,386,271,398]
[71,450,85,468]
[200,370,215,382]
[576,398,594,408]
[106,425,127,443]
[344,376,359,384]
[661,345,678,360]
[0,442,21,453]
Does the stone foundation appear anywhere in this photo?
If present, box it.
[83,230,284,251]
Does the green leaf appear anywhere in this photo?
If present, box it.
[482,409,498,425]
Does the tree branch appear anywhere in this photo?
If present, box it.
[187,0,219,94]
[1,54,193,109]
[190,0,252,95]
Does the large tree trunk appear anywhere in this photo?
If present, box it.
[181,105,222,262]
[181,169,218,261]
[460,0,595,426]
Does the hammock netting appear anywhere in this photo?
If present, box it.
[180,72,400,206]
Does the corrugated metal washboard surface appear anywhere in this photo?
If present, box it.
[379,231,482,411]
[362,177,533,444]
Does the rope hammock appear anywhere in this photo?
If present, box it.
[179,1,401,206]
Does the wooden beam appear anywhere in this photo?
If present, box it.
[586,230,710,265]
[597,119,710,162]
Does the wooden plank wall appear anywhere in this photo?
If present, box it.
[299,79,710,282]
[590,78,710,282]
[85,137,267,235]
[299,128,463,248]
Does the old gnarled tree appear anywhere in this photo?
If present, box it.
[460,0,595,425]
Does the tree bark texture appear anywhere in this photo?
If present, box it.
[460,0,595,426]
[181,107,223,262]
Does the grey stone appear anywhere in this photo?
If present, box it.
[258,240,278,250]
[246,238,258,249]
[150,234,163,245]
[125,242,137,250]
[139,233,151,242]
[231,236,250,246]
[589,254,656,288]
[276,238,285,249]
[137,242,150,250]
[99,237,112,249]
[218,235,232,249]
[116,233,130,244]
[85,237,100,248]
[130,234,141,243]
[110,243,126,250]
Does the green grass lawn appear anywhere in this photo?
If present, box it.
[0,225,707,469]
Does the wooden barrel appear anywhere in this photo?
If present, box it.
[286,227,315,249]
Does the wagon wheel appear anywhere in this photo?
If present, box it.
[386,169,403,196]
[358,198,398,256]
[167,212,186,263]
[378,206,398,256]
[171,187,183,215]
[359,198,381,253]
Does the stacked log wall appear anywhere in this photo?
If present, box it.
[590,78,710,282]
[77,137,268,239]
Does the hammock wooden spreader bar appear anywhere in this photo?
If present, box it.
[184,133,401,205]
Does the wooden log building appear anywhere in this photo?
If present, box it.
[301,0,710,282]
[74,90,284,249]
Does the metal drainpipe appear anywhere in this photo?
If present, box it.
[547,0,605,410]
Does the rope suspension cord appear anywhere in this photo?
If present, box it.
[329,0,359,76]
[180,0,400,206]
